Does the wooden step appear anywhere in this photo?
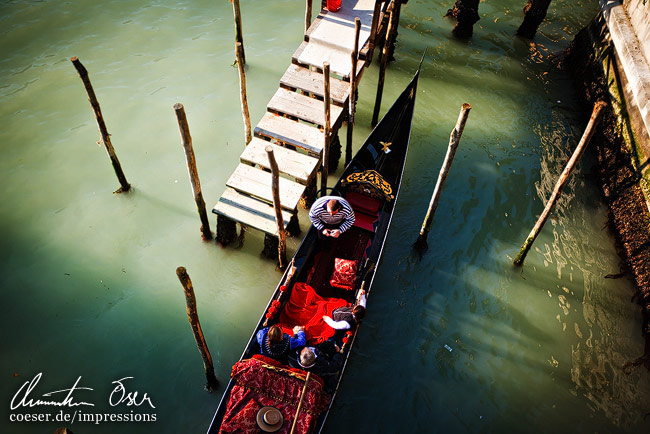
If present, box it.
[226,163,305,211]
[212,187,292,237]
[267,88,345,128]
[254,112,324,156]
[240,138,320,184]
[292,41,367,80]
[280,64,349,106]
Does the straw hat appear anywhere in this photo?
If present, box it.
[256,406,284,432]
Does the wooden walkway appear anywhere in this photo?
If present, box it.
[213,0,395,239]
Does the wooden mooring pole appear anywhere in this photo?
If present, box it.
[514,101,606,266]
[176,266,219,391]
[445,0,480,39]
[235,42,252,146]
[232,0,245,65]
[174,103,213,241]
[367,0,382,61]
[266,146,288,270]
[305,0,313,34]
[346,17,361,167]
[414,103,471,253]
[320,62,332,197]
[71,57,131,193]
[371,5,398,127]
[516,0,552,39]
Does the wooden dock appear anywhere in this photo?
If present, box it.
[213,0,399,241]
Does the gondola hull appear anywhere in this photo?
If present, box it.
[207,69,420,434]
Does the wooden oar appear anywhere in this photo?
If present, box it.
[289,372,312,434]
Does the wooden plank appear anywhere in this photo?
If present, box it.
[254,112,324,155]
[241,138,320,184]
[296,0,375,77]
[280,64,349,106]
[292,41,367,80]
[267,88,344,128]
[212,187,292,236]
[226,163,305,211]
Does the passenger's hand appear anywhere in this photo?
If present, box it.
[293,325,304,334]
[331,229,341,238]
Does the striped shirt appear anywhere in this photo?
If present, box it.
[308,196,355,233]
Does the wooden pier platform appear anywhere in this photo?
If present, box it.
[213,0,398,240]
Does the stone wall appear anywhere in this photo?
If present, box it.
[624,0,650,63]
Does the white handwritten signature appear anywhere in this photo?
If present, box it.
[11,373,156,410]
[11,373,93,410]
[109,377,155,409]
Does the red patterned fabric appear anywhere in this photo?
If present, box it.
[330,258,358,290]
[278,282,348,344]
[219,357,329,434]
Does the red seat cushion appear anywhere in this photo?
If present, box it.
[330,258,358,290]
[345,191,381,215]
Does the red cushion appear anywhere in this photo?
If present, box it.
[330,258,358,290]
[345,191,381,215]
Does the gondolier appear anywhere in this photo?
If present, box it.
[308,196,355,238]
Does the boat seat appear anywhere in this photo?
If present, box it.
[345,191,381,232]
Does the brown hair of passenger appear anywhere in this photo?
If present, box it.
[268,325,283,344]
[352,305,365,320]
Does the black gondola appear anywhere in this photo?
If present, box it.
[207,67,420,434]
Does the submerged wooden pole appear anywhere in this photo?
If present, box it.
[266,146,288,270]
[445,0,480,39]
[414,103,471,253]
[320,62,331,197]
[232,0,245,65]
[514,101,606,266]
[289,372,312,434]
[371,6,398,127]
[174,103,213,241]
[305,0,312,34]
[235,42,252,145]
[71,57,131,193]
[346,17,361,167]
[516,0,552,39]
[176,266,219,391]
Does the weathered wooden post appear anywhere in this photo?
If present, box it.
[71,57,131,193]
[514,101,606,266]
[176,266,219,391]
[232,0,245,65]
[386,0,404,61]
[371,6,398,127]
[367,0,382,61]
[235,42,252,145]
[445,0,480,39]
[414,103,472,253]
[305,0,313,34]
[174,103,213,240]
[321,62,332,197]
[516,0,552,39]
[346,18,362,166]
[266,146,288,270]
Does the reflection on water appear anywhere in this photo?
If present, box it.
[1,0,648,433]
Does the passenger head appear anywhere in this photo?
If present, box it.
[268,325,283,344]
[352,305,365,320]
[299,347,316,369]
[326,199,342,215]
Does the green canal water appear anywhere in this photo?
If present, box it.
[1,1,648,433]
